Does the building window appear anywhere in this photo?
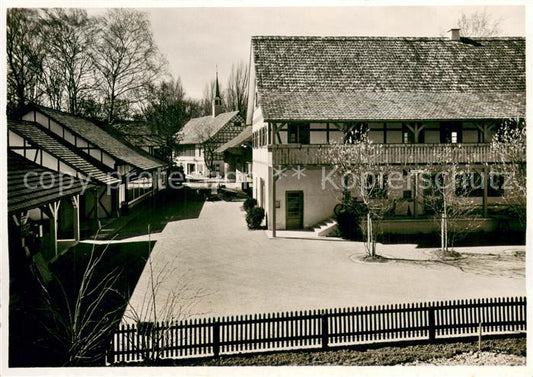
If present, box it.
[451,131,458,144]
[441,122,462,143]
[287,123,310,144]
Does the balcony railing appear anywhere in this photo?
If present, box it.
[269,143,500,166]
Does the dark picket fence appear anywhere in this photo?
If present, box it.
[107,296,526,364]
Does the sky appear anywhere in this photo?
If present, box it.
[91,5,524,100]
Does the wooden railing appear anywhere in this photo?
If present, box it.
[269,143,498,166]
[107,296,526,364]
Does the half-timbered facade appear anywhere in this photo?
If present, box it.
[248,34,525,233]
[18,105,169,212]
[175,75,246,178]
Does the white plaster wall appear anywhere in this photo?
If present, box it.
[274,168,341,229]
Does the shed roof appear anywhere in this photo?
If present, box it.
[8,120,120,185]
[34,106,167,170]
[179,111,240,144]
[8,151,94,213]
[252,36,525,121]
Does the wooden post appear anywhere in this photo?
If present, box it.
[413,172,418,219]
[271,122,277,238]
[71,195,80,241]
[482,167,488,218]
[44,201,61,259]
[321,314,329,350]
[428,307,436,341]
[213,322,221,357]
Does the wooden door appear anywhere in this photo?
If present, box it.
[286,191,304,230]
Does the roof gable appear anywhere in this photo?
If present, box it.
[179,111,241,144]
[8,120,120,185]
[32,106,167,170]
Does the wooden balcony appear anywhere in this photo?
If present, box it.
[269,143,500,166]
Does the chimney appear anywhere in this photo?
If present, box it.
[448,28,460,41]
[212,67,224,118]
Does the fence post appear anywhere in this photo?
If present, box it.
[321,314,329,350]
[428,307,436,342]
[106,328,115,365]
[213,322,221,358]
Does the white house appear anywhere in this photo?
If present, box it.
[247,33,525,234]
[175,75,245,179]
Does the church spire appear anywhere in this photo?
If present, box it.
[215,66,221,98]
[212,65,224,117]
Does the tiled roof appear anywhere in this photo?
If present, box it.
[123,134,166,148]
[35,106,167,170]
[215,126,252,153]
[179,111,240,144]
[259,91,525,122]
[111,121,166,147]
[8,120,120,185]
[8,151,94,213]
[252,36,525,121]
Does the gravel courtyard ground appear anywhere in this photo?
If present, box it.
[121,200,525,322]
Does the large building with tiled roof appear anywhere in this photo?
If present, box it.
[175,73,246,178]
[8,106,173,264]
[17,105,169,214]
[247,32,525,233]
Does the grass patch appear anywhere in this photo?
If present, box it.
[150,337,525,366]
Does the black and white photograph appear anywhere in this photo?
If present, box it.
[1,1,529,376]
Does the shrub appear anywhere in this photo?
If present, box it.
[336,212,358,240]
[246,207,265,229]
[243,198,258,213]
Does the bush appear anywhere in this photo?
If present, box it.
[243,198,258,212]
[336,212,358,240]
[246,207,265,229]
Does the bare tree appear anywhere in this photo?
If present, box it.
[422,146,482,255]
[321,128,397,257]
[40,9,97,115]
[6,8,45,114]
[457,9,501,37]
[92,9,167,124]
[32,238,124,366]
[490,119,526,226]
[196,124,220,176]
[225,61,249,116]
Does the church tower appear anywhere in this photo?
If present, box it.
[212,68,224,117]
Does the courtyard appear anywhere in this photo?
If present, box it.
[117,197,525,323]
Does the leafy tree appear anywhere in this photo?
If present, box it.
[6,8,45,114]
[142,78,190,161]
[91,9,167,124]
